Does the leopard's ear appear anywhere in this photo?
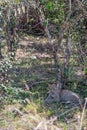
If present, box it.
[48,83,55,88]
[48,84,51,87]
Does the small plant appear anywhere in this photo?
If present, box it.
[0,57,14,103]
[84,68,87,75]
[0,57,12,83]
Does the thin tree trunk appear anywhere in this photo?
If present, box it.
[19,3,24,16]
[0,32,3,59]
[25,5,29,23]
[63,34,71,86]
[0,46,3,59]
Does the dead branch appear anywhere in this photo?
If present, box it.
[47,106,79,124]
[79,98,87,130]
[35,121,43,130]
[13,108,23,116]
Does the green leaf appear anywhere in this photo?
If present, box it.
[46,2,53,11]
[39,0,45,3]
[85,68,87,75]
[64,126,68,130]
[15,0,21,3]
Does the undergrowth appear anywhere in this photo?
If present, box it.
[0,35,87,130]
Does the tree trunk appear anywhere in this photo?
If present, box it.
[63,34,71,86]
[0,33,3,59]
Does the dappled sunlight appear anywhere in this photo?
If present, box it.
[76,70,85,76]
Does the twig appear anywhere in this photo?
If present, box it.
[79,98,87,130]
[35,121,43,130]
[44,122,48,130]
[27,79,55,88]
[47,106,79,124]
[57,106,79,118]
[13,108,23,116]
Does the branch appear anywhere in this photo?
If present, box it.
[35,121,43,130]
[69,0,72,12]
[46,106,79,124]
[79,98,87,130]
